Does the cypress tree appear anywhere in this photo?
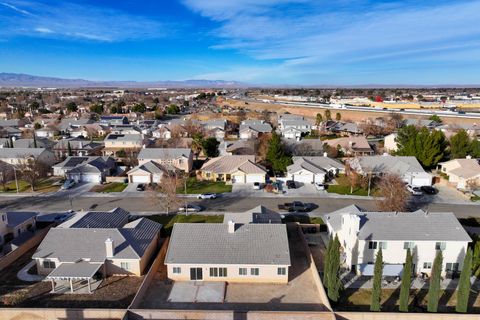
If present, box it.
[323,235,333,292]
[399,248,413,312]
[67,141,73,156]
[327,235,341,302]
[456,248,473,313]
[33,132,37,148]
[8,136,13,148]
[427,250,443,312]
[371,248,383,312]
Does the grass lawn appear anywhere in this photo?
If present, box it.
[282,215,324,225]
[326,175,372,196]
[335,288,480,313]
[148,214,224,235]
[90,182,127,193]
[0,178,60,193]
[178,177,232,194]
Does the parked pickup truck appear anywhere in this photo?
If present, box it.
[278,201,314,212]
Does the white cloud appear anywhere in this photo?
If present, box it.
[183,0,480,84]
[0,1,168,42]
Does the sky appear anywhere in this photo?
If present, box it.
[0,0,479,85]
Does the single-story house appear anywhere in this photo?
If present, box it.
[53,138,104,159]
[53,156,116,183]
[127,161,166,184]
[438,157,480,190]
[199,155,267,184]
[323,136,374,156]
[287,156,345,184]
[347,155,433,187]
[0,148,56,166]
[239,120,272,140]
[0,211,37,245]
[165,220,290,283]
[33,208,161,293]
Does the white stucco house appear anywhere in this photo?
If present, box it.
[347,155,433,187]
[438,157,480,190]
[165,209,290,283]
[324,205,471,277]
[286,156,344,184]
[199,155,267,184]
[383,133,398,153]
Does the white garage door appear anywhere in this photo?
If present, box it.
[246,174,265,184]
[81,174,102,183]
[232,174,246,184]
[131,175,150,183]
[292,173,313,184]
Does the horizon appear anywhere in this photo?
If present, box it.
[1,1,480,85]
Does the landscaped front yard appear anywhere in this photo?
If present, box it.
[178,177,232,194]
[326,175,374,196]
[90,182,127,193]
[0,177,60,193]
[148,214,224,235]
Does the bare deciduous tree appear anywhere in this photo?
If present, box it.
[17,158,48,192]
[375,174,410,211]
[148,171,184,214]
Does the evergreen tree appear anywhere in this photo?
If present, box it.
[450,129,471,159]
[326,235,341,302]
[67,141,73,157]
[315,113,323,126]
[427,250,443,312]
[8,136,13,148]
[266,132,292,174]
[335,112,341,121]
[456,248,473,313]
[324,109,331,120]
[370,248,383,311]
[33,132,37,148]
[323,235,333,292]
[399,248,413,312]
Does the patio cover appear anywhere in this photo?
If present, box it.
[47,261,103,280]
[359,264,404,277]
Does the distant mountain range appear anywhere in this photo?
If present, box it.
[0,73,249,89]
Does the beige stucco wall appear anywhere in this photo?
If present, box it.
[166,263,289,284]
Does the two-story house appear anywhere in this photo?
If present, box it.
[324,205,471,277]
[137,148,193,172]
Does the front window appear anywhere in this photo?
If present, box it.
[404,242,415,249]
[423,262,432,269]
[379,242,388,250]
[435,242,446,250]
[446,263,459,272]
[250,268,259,276]
[43,260,55,269]
[277,267,287,275]
[239,268,247,275]
[173,267,181,274]
[368,241,377,250]
[210,267,227,277]
[121,262,130,270]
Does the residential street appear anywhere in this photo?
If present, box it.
[0,192,478,218]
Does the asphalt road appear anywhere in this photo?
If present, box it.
[0,193,478,218]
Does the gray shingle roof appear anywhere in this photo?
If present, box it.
[138,148,191,159]
[33,216,161,263]
[288,156,344,175]
[68,208,130,228]
[0,148,46,158]
[223,206,282,224]
[201,155,266,174]
[166,223,290,265]
[352,155,425,175]
[324,206,471,242]
[6,211,37,228]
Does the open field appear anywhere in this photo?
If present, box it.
[224,99,480,125]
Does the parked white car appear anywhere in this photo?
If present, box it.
[253,182,262,190]
[197,193,217,200]
[407,185,423,196]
